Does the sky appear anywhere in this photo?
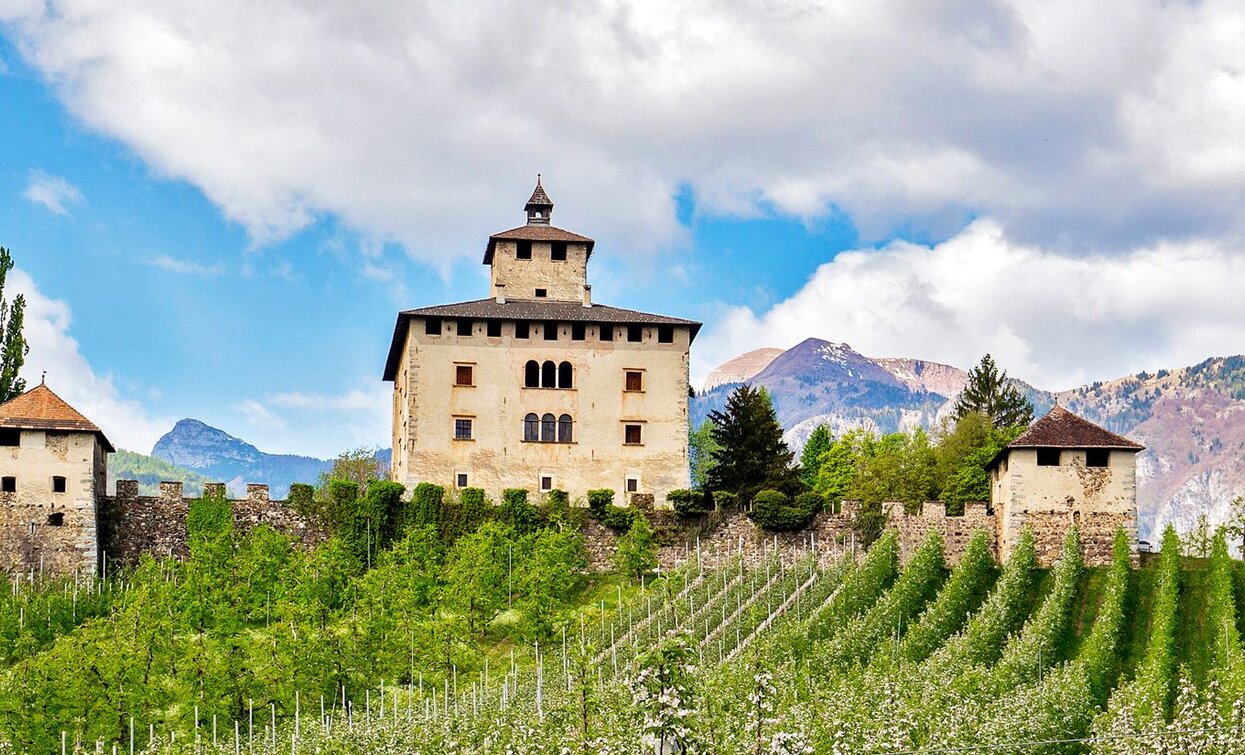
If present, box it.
[1,0,1244,458]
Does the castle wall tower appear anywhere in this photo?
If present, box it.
[0,382,113,575]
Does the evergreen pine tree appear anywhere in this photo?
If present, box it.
[954,353,1033,428]
[0,248,28,403]
[707,384,799,500]
[798,424,832,487]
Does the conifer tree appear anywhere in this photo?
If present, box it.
[954,353,1033,428]
[0,248,28,403]
[798,424,832,487]
[707,384,799,500]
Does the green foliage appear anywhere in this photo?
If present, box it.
[587,488,615,514]
[896,528,996,663]
[410,481,445,530]
[806,530,900,644]
[713,490,739,510]
[688,419,721,491]
[0,247,28,403]
[935,413,1024,509]
[614,513,659,579]
[316,446,385,494]
[512,527,587,639]
[596,504,635,533]
[287,482,316,518]
[953,353,1034,428]
[498,488,540,533]
[540,488,573,524]
[798,424,833,488]
[747,489,817,532]
[441,522,514,636]
[707,384,800,500]
[667,488,712,516]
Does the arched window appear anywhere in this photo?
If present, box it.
[524,413,539,441]
[525,360,540,388]
[541,413,556,442]
[541,361,556,388]
[558,361,573,389]
[558,414,573,443]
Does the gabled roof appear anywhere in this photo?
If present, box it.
[383,298,702,381]
[0,383,115,452]
[988,404,1142,469]
[483,225,595,264]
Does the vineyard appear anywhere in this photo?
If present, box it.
[4,516,1245,753]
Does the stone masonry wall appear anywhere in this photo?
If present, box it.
[101,480,323,568]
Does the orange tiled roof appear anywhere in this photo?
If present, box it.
[0,383,114,451]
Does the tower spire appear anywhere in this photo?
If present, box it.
[525,174,553,225]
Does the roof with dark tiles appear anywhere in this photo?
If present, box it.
[988,404,1142,469]
[483,225,595,264]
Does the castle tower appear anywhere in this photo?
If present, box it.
[988,405,1143,565]
[385,178,700,503]
[0,382,113,575]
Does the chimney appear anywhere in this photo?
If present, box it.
[495,283,506,305]
[582,284,592,308]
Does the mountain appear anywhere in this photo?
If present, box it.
[702,348,784,392]
[694,343,1245,542]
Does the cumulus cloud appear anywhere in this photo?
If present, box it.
[2,0,1244,262]
[22,169,84,216]
[10,269,172,451]
[145,255,225,277]
[236,383,390,458]
[694,220,1245,390]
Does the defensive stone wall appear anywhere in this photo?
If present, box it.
[883,501,998,565]
[100,480,323,568]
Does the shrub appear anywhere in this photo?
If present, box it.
[587,488,615,514]
[668,489,713,517]
[459,487,486,508]
[499,488,540,533]
[748,489,816,532]
[713,490,739,510]
[794,490,826,515]
[287,483,316,519]
[541,488,572,523]
[445,487,488,542]
[597,504,634,533]
[410,482,445,530]
[614,513,659,578]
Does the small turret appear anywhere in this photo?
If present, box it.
[525,175,553,225]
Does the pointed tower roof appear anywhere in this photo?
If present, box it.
[0,383,114,452]
[524,175,553,217]
[483,177,595,263]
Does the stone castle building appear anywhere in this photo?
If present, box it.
[383,179,701,503]
[0,381,112,575]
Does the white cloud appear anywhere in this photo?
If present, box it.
[145,255,225,277]
[2,1,1244,261]
[236,383,390,458]
[22,169,83,216]
[694,220,1245,391]
[10,269,172,451]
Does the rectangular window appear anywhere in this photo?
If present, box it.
[1,477,14,493]
[1086,449,1110,468]
[455,318,473,336]
[1037,448,1061,466]
[600,325,614,342]
[543,321,558,341]
[456,473,469,488]
[455,365,474,386]
[487,320,502,337]
[535,288,547,298]
[571,322,586,340]
[52,476,66,493]
[515,321,530,339]
[540,475,553,492]
[625,371,644,392]
[425,317,442,336]
[0,428,18,446]
[624,424,643,445]
[626,477,639,493]
[516,241,532,259]
[627,324,643,342]
[657,325,674,343]
[454,419,473,441]
[551,242,568,261]
[47,512,64,526]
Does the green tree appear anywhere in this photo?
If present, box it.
[614,513,659,579]
[934,413,1024,512]
[317,446,385,494]
[954,353,1034,428]
[1225,495,1245,556]
[798,424,832,488]
[707,384,799,501]
[0,248,28,403]
[688,419,721,491]
[513,527,587,639]
[441,522,512,636]
[813,428,873,506]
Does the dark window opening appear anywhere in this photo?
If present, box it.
[525,360,540,388]
[515,321,530,339]
[455,365,474,386]
[455,318,473,336]
[541,413,556,442]
[543,321,558,341]
[52,476,66,493]
[1,477,14,493]
[571,322,586,340]
[558,361,573,389]
[558,414,573,443]
[516,241,532,260]
[541,361,557,388]
[540,476,554,492]
[627,325,643,342]
[454,419,473,441]
[626,478,639,493]
[625,371,644,392]
[456,473,469,488]
[487,320,502,337]
[1037,449,1061,466]
[524,413,540,441]
[1086,449,1110,468]
[624,425,643,445]
[0,429,19,446]
[425,317,442,336]
[551,242,568,261]
[535,288,547,298]
[600,325,614,342]
[47,512,64,526]
[657,325,674,343]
